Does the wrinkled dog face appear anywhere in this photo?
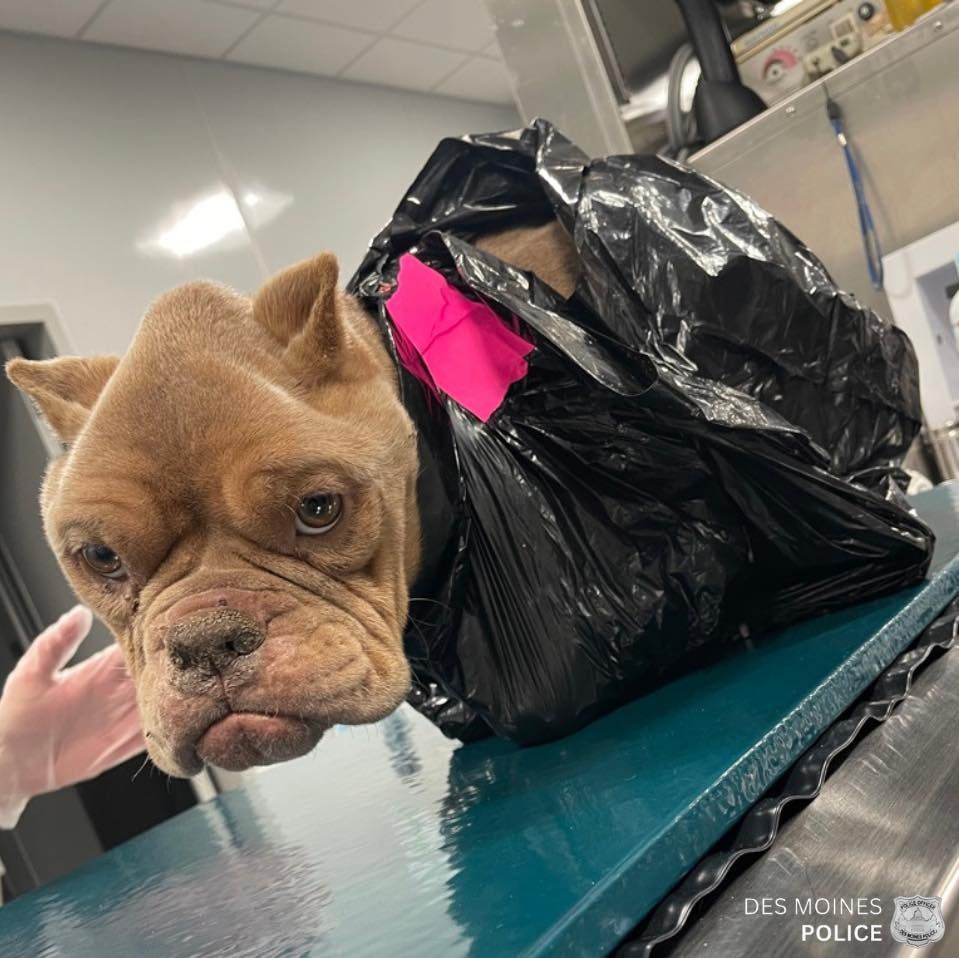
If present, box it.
[6,254,420,776]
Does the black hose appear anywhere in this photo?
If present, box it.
[673,0,766,143]
[674,0,738,84]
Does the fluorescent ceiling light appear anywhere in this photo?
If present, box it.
[149,191,245,259]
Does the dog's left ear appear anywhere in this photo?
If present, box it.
[5,354,120,444]
[253,252,369,384]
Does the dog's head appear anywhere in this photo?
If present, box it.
[6,254,420,776]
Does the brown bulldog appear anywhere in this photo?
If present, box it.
[5,224,577,777]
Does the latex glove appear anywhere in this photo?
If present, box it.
[0,606,146,829]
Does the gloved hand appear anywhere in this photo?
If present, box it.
[0,606,146,829]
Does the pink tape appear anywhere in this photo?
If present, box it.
[386,254,533,422]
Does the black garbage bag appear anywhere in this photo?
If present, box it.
[349,120,933,745]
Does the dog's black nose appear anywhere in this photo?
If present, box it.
[167,608,265,673]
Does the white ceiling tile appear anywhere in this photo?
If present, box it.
[276,0,420,32]
[226,13,373,75]
[0,0,105,37]
[483,38,501,58]
[435,55,512,104]
[84,0,259,57]
[342,36,466,93]
[392,0,494,53]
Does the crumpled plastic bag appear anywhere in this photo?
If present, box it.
[349,120,933,745]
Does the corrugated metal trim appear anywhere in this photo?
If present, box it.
[615,599,959,957]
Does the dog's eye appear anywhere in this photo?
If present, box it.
[295,493,343,535]
[80,543,126,578]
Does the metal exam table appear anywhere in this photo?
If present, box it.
[2,483,959,957]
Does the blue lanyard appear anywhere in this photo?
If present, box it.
[826,96,884,291]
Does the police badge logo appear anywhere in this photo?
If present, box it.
[891,896,945,947]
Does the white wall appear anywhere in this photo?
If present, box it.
[0,31,518,356]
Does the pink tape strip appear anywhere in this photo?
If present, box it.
[386,254,533,422]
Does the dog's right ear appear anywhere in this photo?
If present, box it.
[5,354,120,444]
[253,252,364,384]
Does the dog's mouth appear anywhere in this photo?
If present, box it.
[195,712,328,772]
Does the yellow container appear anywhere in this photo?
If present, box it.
[886,0,942,31]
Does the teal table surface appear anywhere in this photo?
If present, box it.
[3,484,959,958]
